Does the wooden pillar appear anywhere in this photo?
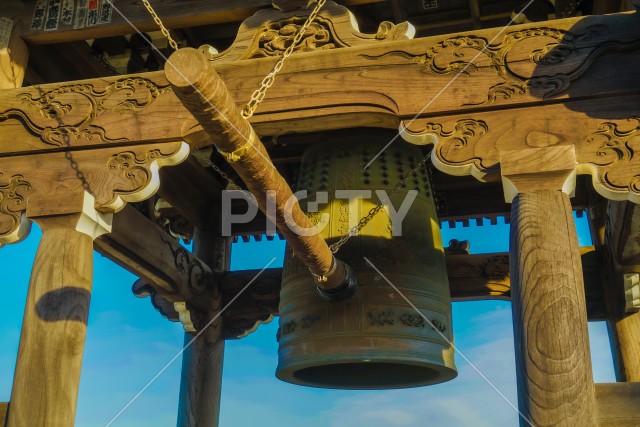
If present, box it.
[604,201,640,382]
[0,1,28,89]
[502,147,597,427]
[176,228,229,427]
[7,191,111,427]
[617,312,640,382]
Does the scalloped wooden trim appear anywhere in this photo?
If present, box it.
[203,1,414,63]
[0,141,189,244]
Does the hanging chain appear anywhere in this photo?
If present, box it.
[559,0,585,18]
[91,51,120,75]
[141,0,179,50]
[329,151,433,254]
[241,0,327,119]
[194,151,243,190]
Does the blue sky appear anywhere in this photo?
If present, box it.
[0,214,614,426]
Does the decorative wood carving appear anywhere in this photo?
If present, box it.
[153,198,195,242]
[219,269,281,339]
[0,174,32,242]
[369,25,640,106]
[0,77,172,149]
[1,13,639,157]
[0,141,188,243]
[132,278,180,322]
[579,118,640,201]
[96,206,215,310]
[401,97,640,202]
[160,235,211,295]
[134,244,608,335]
[204,1,414,63]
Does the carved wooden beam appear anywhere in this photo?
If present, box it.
[143,248,603,339]
[402,95,640,203]
[0,141,188,243]
[1,11,639,202]
[95,205,214,311]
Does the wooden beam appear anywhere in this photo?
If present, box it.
[595,383,640,427]
[617,313,640,382]
[17,0,386,45]
[217,247,604,338]
[94,205,214,311]
[2,12,640,156]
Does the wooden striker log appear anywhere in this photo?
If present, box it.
[165,48,353,298]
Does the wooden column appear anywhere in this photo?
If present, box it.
[0,1,28,89]
[176,227,228,427]
[502,147,597,427]
[7,191,111,427]
[617,312,640,382]
[604,201,640,382]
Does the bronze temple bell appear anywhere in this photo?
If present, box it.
[276,139,457,389]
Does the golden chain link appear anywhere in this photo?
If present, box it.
[144,0,428,253]
[241,0,327,119]
[141,0,179,50]
[194,151,243,191]
[329,151,433,254]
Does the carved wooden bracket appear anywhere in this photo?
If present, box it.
[202,0,414,63]
[133,247,608,336]
[1,13,639,152]
[0,141,189,243]
[401,99,640,203]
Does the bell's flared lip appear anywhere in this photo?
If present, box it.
[276,357,458,390]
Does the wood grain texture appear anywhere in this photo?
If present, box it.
[500,146,577,202]
[177,228,224,427]
[7,228,93,427]
[166,47,337,282]
[0,141,188,244]
[0,402,8,426]
[510,190,597,427]
[617,312,640,382]
[1,13,640,155]
[604,201,640,381]
[94,205,213,311]
[595,382,640,426]
[402,96,640,202]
